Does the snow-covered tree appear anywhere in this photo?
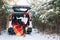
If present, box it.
[30,0,60,34]
[0,0,9,34]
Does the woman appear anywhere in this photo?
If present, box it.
[21,12,28,37]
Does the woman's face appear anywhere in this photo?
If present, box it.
[24,14,26,17]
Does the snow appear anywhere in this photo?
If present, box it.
[0,29,60,40]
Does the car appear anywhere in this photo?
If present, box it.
[8,6,32,35]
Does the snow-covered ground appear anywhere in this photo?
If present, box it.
[0,29,60,40]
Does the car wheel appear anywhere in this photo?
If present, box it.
[8,27,15,35]
[26,28,32,34]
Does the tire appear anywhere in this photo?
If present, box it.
[8,27,15,35]
[26,28,32,34]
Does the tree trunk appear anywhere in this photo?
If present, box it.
[0,13,7,33]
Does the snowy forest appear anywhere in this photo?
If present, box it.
[0,0,60,40]
[31,0,60,34]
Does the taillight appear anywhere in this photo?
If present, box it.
[9,13,13,21]
[28,13,32,21]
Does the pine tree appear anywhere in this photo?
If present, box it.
[0,0,8,34]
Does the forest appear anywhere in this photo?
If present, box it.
[0,0,60,35]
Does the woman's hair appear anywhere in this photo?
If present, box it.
[23,12,26,16]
